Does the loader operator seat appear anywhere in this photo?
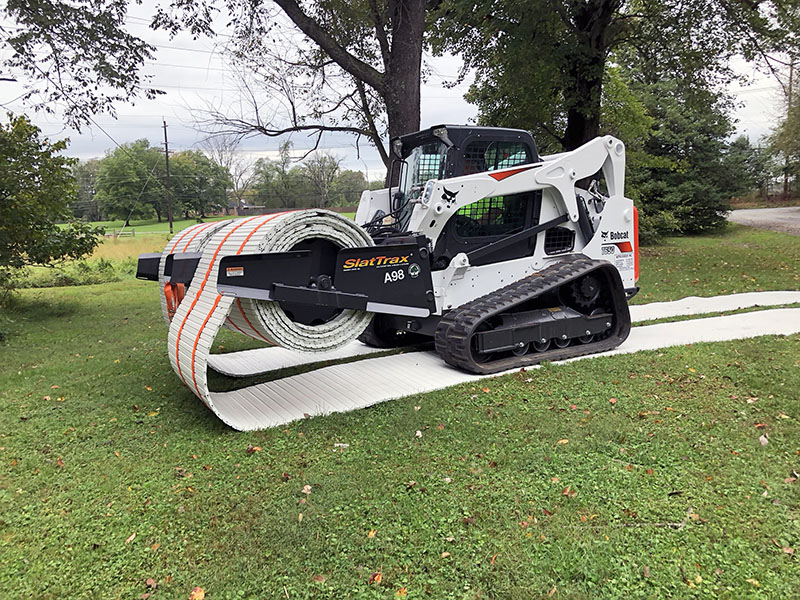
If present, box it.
[431,129,542,270]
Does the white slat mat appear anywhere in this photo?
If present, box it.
[206,343,385,377]
[629,290,800,322]
[206,308,800,430]
[205,290,800,378]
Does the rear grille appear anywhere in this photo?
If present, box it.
[544,227,575,255]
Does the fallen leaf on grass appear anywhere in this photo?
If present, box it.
[643,566,650,578]
[754,423,767,428]
[759,434,769,446]
[547,586,556,597]
[57,457,64,468]
[189,587,205,600]
[415,430,422,438]
[609,398,617,405]
[150,543,160,551]
[482,387,490,393]
[785,477,797,484]
[145,578,157,589]
[368,529,376,539]
[414,406,421,411]
[147,411,158,417]
[43,395,50,401]
[396,587,407,597]
[311,574,325,583]
[561,485,576,497]
[141,594,151,599]
[246,444,261,454]
[125,533,136,544]
[298,513,303,523]
[437,423,445,430]
[301,484,312,495]
[746,578,760,587]
[441,551,451,558]
[557,439,569,445]
[490,553,498,564]
[368,572,382,585]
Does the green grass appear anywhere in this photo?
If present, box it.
[1,223,798,598]
[1,281,798,598]
[76,211,355,236]
[633,224,800,304]
[84,215,233,235]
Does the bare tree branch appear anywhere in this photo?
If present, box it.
[272,0,385,92]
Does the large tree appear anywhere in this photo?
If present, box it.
[432,0,800,150]
[170,151,231,217]
[71,159,102,221]
[156,0,435,168]
[0,114,102,296]
[94,140,166,225]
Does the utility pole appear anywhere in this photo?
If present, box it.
[784,59,794,200]
[162,119,174,234]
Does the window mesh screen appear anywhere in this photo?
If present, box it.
[463,141,531,174]
[417,151,444,182]
[454,195,527,238]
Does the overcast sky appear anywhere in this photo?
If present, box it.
[0,6,786,181]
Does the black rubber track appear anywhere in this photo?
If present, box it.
[434,256,631,374]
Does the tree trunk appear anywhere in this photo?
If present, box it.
[382,0,426,185]
[562,0,618,151]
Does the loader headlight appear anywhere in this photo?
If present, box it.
[421,180,435,206]
[392,139,403,158]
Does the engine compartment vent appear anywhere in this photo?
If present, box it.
[544,227,575,255]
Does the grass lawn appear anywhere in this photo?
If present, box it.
[633,224,800,304]
[83,216,233,235]
[1,224,798,598]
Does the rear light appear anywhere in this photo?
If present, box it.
[633,206,640,282]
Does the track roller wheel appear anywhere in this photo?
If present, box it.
[533,338,551,352]
[553,335,570,349]
[512,342,530,356]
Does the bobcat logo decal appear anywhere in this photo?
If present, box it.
[441,187,459,202]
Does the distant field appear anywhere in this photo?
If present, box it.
[78,211,355,236]
[89,215,233,235]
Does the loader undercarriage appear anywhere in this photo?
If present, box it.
[433,257,630,374]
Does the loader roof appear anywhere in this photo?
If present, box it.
[394,124,539,161]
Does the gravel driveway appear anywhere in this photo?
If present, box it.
[728,206,800,236]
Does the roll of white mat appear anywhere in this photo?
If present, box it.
[164,211,375,427]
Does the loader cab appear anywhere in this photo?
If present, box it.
[391,125,543,268]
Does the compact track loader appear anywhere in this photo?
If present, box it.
[138,125,639,429]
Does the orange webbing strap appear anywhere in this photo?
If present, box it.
[175,283,186,306]
[164,283,176,320]
[164,282,187,321]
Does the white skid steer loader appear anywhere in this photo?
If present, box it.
[137,125,639,429]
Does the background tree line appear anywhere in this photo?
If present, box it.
[69,140,370,224]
